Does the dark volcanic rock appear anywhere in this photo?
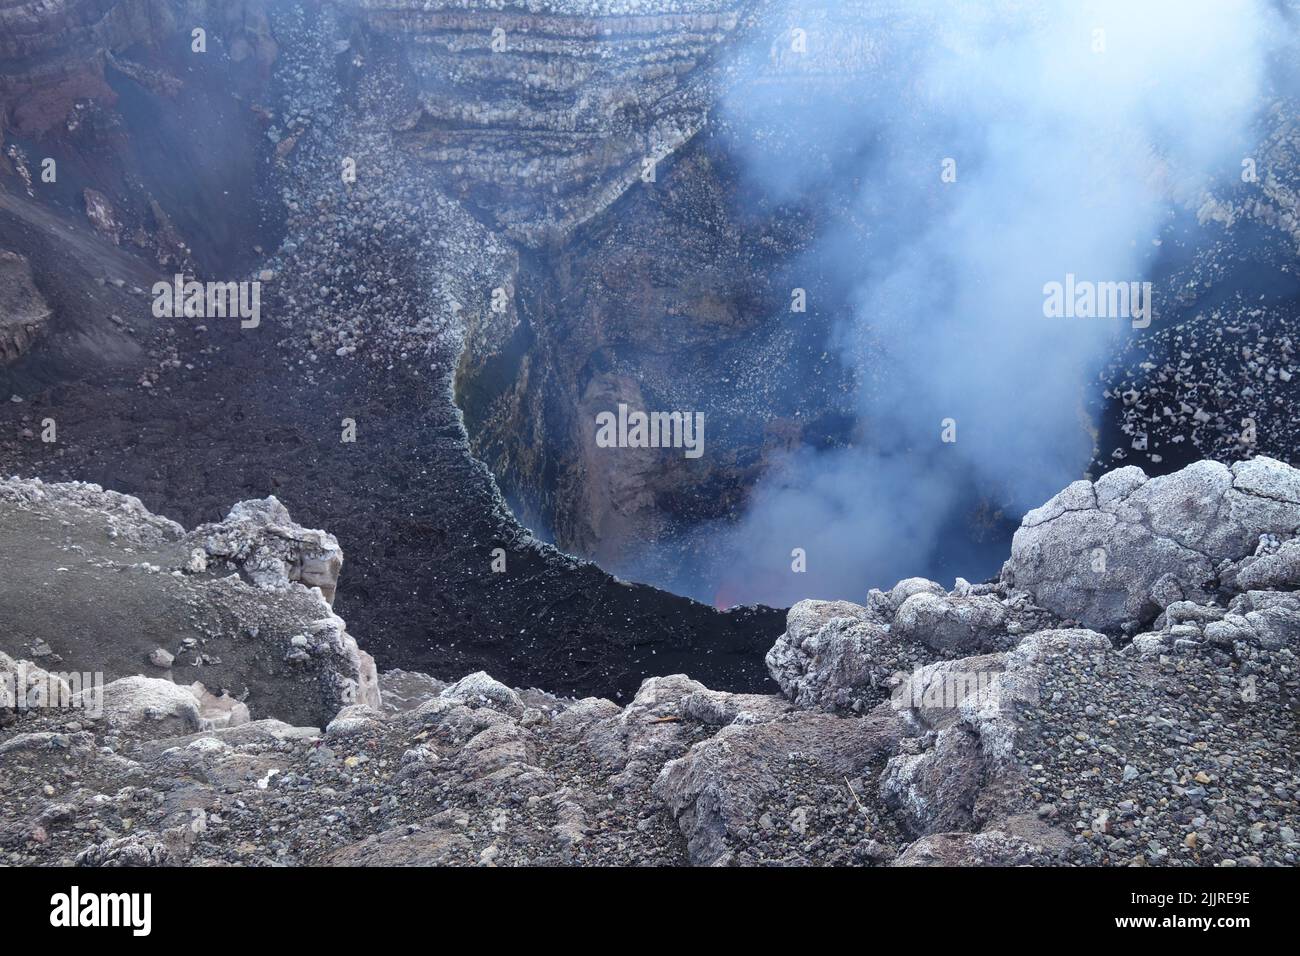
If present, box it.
[0,0,786,701]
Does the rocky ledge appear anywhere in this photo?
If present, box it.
[0,477,378,728]
[1,458,1296,866]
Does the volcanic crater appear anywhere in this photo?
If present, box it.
[2,0,1299,704]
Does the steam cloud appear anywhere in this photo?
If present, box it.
[684,0,1293,608]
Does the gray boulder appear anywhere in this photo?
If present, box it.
[1234,539,1300,591]
[440,671,524,718]
[767,589,1012,713]
[893,830,1039,867]
[880,629,1110,836]
[653,706,904,866]
[765,598,942,713]
[880,723,986,835]
[0,250,52,364]
[82,676,201,738]
[1002,458,1300,630]
[1,651,72,713]
[891,591,1007,653]
[194,497,344,604]
[888,577,946,609]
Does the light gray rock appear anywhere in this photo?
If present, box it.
[576,675,708,773]
[324,703,384,739]
[0,651,72,711]
[194,497,344,604]
[768,590,1014,713]
[653,706,904,866]
[680,687,790,726]
[891,591,1007,654]
[1002,458,1300,630]
[83,676,200,738]
[440,671,524,718]
[1243,607,1300,650]
[1164,601,1226,626]
[888,577,946,610]
[887,653,1008,728]
[188,682,251,730]
[765,600,894,712]
[0,250,52,364]
[378,669,448,714]
[1234,539,1300,591]
[1233,590,1300,614]
[880,723,985,835]
[0,478,379,727]
[881,628,1110,836]
[893,830,1039,866]
[1126,632,1168,656]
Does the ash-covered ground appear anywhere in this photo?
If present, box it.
[2,457,1297,867]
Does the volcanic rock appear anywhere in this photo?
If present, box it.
[0,250,51,364]
[1002,458,1300,630]
[85,675,201,738]
[1,458,1296,867]
[195,496,345,605]
[0,477,378,727]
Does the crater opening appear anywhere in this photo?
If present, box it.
[452,112,1023,611]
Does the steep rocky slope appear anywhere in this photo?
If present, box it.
[0,0,786,698]
[2,457,1295,866]
[0,0,280,274]
[0,249,49,363]
[5,0,1300,631]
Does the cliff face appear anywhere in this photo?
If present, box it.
[0,478,379,728]
[0,0,790,700]
[0,0,280,282]
[455,136,854,580]
[356,0,745,246]
[3,0,1298,708]
[0,0,144,137]
[422,0,881,578]
[0,249,48,363]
